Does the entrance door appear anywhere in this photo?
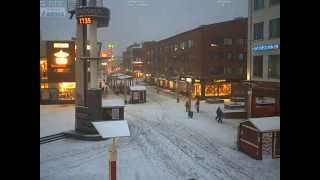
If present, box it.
[239,123,262,160]
[272,131,280,158]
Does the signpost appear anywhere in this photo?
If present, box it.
[92,120,131,180]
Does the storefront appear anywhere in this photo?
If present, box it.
[40,40,76,104]
[204,80,232,98]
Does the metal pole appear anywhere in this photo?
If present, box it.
[247,0,253,118]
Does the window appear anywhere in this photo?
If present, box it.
[238,38,246,47]
[188,40,193,48]
[254,0,264,10]
[268,55,280,79]
[253,56,263,78]
[209,68,224,75]
[40,59,48,80]
[174,44,179,51]
[226,53,233,60]
[224,38,233,45]
[239,53,245,61]
[269,18,280,39]
[270,0,280,6]
[254,22,264,40]
[180,42,184,50]
[209,37,222,47]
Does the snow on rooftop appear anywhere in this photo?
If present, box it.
[249,116,280,132]
[102,99,125,107]
[117,75,132,80]
[129,85,146,91]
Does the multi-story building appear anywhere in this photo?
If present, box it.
[144,18,247,99]
[247,0,280,117]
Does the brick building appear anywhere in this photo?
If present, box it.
[144,18,248,99]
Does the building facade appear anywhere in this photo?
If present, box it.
[247,0,280,117]
[40,40,76,104]
[143,18,248,99]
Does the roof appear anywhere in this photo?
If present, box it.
[248,116,280,132]
[102,99,125,108]
[117,75,133,80]
[129,85,146,91]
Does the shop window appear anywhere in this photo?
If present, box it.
[256,97,275,105]
[169,81,174,89]
[268,55,280,79]
[40,59,48,80]
[239,53,245,61]
[205,83,231,97]
[57,82,76,100]
[193,83,201,97]
[41,83,49,89]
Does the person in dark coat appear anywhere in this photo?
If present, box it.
[216,106,223,123]
[216,106,222,123]
[195,98,200,113]
[185,100,190,112]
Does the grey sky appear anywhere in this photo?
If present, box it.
[40,0,248,56]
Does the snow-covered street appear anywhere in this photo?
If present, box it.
[40,86,280,180]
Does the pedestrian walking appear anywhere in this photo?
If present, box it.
[216,106,223,123]
[195,98,200,113]
[185,100,190,112]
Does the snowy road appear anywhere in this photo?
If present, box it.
[40,86,280,180]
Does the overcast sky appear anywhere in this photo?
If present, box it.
[40,0,248,56]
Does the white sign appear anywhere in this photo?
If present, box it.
[40,7,66,17]
[92,120,131,138]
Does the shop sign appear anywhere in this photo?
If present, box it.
[253,43,280,52]
[195,79,201,83]
[213,79,226,83]
[186,78,192,83]
[180,77,186,81]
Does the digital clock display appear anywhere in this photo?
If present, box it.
[79,17,93,24]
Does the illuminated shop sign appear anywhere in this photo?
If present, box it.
[195,79,201,83]
[186,78,192,83]
[54,43,69,48]
[253,43,280,52]
[181,78,186,81]
[54,50,69,65]
[213,80,226,83]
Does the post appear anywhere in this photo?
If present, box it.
[109,137,117,180]
[247,87,252,118]
[176,76,179,103]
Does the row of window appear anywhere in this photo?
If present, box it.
[253,54,280,79]
[254,0,280,10]
[254,18,280,40]
[147,40,194,56]
[209,38,246,47]
[208,67,243,75]
[208,52,246,61]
